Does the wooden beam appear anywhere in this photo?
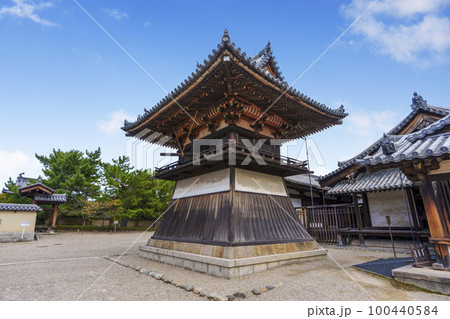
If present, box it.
[352,194,365,246]
[361,193,372,228]
[419,177,450,269]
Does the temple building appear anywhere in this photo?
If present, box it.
[356,98,450,293]
[358,102,450,269]
[316,94,449,246]
[122,30,347,278]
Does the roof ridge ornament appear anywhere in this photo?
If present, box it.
[381,133,396,155]
[221,29,230,44]
[264,41,271,53]
[411,92,427,109]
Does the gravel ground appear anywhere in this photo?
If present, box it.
[0,232,449,301]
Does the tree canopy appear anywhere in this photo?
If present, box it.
[2,148,175,223]
[0,178,32,204]
[102,156,174,220]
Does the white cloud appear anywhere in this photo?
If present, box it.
[0,150,42,187]
[101,8,128,21]
[341,0,450,66]
[346,110,399,137]
[0,0,57,27]
[98,110,136,136]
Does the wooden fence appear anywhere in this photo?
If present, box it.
[296,204,357,243]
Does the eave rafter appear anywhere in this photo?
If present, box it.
[123,31,347,147]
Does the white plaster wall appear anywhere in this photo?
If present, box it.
[368,190,412,227]
[235,168,288,197]
[172,168,230,199]
[291,198,303,208]
[0,211,37,232]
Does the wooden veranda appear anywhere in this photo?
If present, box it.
[297,203,430,245]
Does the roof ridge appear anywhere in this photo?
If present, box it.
[122,32,347,132]
[319,93,450,182]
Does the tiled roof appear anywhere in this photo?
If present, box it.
[359,114,450,166]
[249,41,282,78]
[0,203,42,212]
[327,168,414,195]
[285,174,324,189]
[18,181,55,195]
[2,188,13,194]
[15,173,34,188]
[319,95,450,182]
[122,30,347,132]
[35,194,67,203]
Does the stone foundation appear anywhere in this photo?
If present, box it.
[0,232,35,243]
[139,239,327,278]
[392,265,450,295]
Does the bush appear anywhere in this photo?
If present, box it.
[36,210,50,225]
[55,225,155,232]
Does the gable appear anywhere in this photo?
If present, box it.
[398,112,442,135]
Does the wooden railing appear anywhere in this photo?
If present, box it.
[296,204,357,243]
[156,141,308,174]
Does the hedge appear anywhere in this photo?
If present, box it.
[54,225,156,232]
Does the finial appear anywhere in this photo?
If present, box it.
[222,28,230,43]
[411,91,427,109]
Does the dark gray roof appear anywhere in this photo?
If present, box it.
[2,188,13,194]
[18,181,55,194]
[319,94,450,182]
[249,41,282,78]
[327,168,414,195]
[34,194,67,203]
[359,134,450,167]
[15,173,34,188]
[285,174,325,190]
[0,203,42,212]
[122,30,347,132]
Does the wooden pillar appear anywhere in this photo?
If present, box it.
[352,194,365,246]
[406,188,422,243]
[419,178,450,270]
[361,192,372,228]
[406,188,421,229]
[49,204,58,231]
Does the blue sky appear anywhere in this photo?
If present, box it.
[1,0,450,185]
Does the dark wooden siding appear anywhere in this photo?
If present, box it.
[153,191,312,246]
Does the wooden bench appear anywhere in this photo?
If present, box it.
[337,227,430,246]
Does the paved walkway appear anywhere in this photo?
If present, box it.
[0,232,448,301]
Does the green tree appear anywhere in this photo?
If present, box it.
[35,148,102,213]
[80,199,121,225]
[0,178,31,204]
[102,156,174,220]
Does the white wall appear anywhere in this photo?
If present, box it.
[172,168,230,199]
[235,168,288,197]
[368,190,412,227]
[291,198,303,208]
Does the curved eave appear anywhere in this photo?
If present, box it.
[122,40,347,135]
[319,104,450,185]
